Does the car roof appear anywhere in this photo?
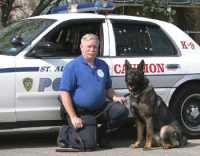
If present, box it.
[107,14,168,25]
[28,13,106,21]
[28,13,169,26]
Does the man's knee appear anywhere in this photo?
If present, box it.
[109,102,129,120]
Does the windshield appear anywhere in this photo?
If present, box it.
[0,18,56,56]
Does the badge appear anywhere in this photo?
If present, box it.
[23,77,33,92]
[97,69,104,78]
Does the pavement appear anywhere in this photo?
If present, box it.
[0,126,200,156]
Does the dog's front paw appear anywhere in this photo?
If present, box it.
[143,142,152,150]
[143,145,152,150]
[130,142,141,148]
[162,143,175,149]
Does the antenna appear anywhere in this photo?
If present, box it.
[123,0,125,15]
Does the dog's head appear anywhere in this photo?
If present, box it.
[125,60,148,94]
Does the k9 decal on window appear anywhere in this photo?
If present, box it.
[180,41,195,49]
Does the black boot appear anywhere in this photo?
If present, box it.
[97,125,112,149]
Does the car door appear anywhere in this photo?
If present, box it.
[0,20,35,123]
[15,19,106,122]
[108,19,184,104]
[0,56,16,122]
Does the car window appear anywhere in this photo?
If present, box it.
[31,20,104,58]
[0,18,56,56]
[112,21,177,57]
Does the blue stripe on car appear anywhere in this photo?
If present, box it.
[0,67,39,73]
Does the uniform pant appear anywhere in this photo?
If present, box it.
[96,101,129,132]
[59,100,129,147]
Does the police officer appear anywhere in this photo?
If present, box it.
[59,33,128,148]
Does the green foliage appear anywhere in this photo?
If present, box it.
[142,0,176,23]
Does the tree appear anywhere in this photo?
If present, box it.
[0,0,67,27]
[142,0,176,23]
[0,0,16,26]
[31,0,64,16]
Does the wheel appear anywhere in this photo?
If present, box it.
[172,84,200,137]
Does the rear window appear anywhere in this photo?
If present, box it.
[112,21,177,57]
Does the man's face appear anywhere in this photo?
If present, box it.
[80,39,98,63]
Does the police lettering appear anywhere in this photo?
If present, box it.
[38,78,61,91]
[180,41,188,49]
[40,66,51,72]
[113,63,165,74]
[54,66,64,72]
[39,66,64,72]
[180,41,195,50]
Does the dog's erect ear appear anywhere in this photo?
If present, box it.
[124,60,132,74]
[137,60,145,72]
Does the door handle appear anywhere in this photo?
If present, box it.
[166,64,180,69]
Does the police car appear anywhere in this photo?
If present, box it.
[0,13,200,136]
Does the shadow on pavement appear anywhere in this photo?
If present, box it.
[0,125,136,150]
[0,125,199,150]
[0,127,59,149]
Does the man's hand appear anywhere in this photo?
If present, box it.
[113,95,127,105]
[106,88,127,105]
[70,116,84,129]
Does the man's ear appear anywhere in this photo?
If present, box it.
[80,43,83,50]
[137,60,145,72]
[124,60,132,74]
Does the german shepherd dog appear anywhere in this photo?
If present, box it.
[125,60,187,150]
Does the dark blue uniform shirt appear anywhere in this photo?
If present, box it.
[60,56,112,111]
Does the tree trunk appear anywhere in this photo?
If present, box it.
[1,0,15,26]
[31,0,65,16]
[31,0,54,16]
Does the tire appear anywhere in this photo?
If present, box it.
[172,83,200,137]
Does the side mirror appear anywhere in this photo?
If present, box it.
[11,36,26,47]
[36,41,58,50]
[26,41,59,58]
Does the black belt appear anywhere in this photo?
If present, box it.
[75,107,103,116]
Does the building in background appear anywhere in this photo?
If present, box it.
[113,0,200,45]
[0,0,199,44]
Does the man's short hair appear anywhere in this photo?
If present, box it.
[81,33,99,45]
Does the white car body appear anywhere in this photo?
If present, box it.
[0,13,200,136]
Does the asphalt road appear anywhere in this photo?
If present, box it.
[0,126,200,156]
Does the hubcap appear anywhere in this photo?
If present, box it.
[181,93,200,132]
